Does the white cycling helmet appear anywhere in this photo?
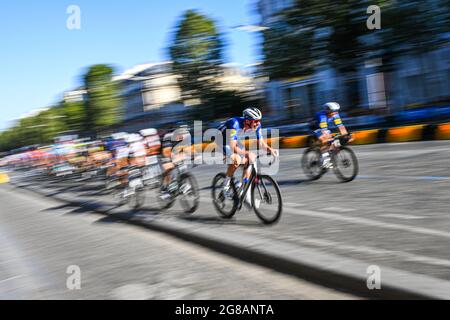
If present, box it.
[243,107,262,121]
[140,128,158,137]
[112,132,128,141]
[323,102,341,112]
[126,133,142,143]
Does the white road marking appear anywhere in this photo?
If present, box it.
[379,214,426,220]
[322,207,356,213]
[0,275,23,284]
[199,197,450,267]
[358,175,450,181]
[283,206,450,239]
[292,235,450,268]
[284,202,306,207]
[200,197,450,239]
[110,284,154,300]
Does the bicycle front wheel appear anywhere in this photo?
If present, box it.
[178,173,200,214]
[332,147,359,183]
[252,175,282,225]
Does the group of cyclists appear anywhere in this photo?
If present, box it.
[2,126,191,200]
[218,102,351,179]
[2,101,353,216]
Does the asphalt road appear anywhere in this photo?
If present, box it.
[4,140,450,298]
[0,182,352,299]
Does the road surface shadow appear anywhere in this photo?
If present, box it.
[74,185,104,192]
[179,215,265,227]
[93,208,162,224]
[42,203,76,212]
[276,179,308,186]
[41,202,102,215]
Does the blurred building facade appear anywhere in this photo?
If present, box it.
[217,63,259,93]
[258,0,450,121]
[59,62,257,134]
[112,62,184,121]
[111,61,257,132]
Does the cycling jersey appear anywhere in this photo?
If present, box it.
[160,132,185,163]
[143,135,161,148]
[129,141,146,158]
[115,145,130,159]
[313,111,343,131]
[219,117,262,144]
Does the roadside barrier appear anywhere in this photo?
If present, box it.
[435,123,450,140]
[278,123,450,147]
[349,129,379,145]
[185,124,450,154]
[386,125,426,143]
[0,172,9,184]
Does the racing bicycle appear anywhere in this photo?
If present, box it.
[156,158,200,214]
[211,154,282,225]
[106,165,146,210]
[302,133,358,183]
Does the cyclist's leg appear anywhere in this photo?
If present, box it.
[161,162,174,185]
[117,158,129,185]
[316,130,333,167]
[160,146,175,186]
[223,145,243,188]
[241,153,256,182]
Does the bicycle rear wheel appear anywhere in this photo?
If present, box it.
[211,173,238,219]
[110,185,128,207]
[252,175,282,225]
[332,147,359,182]
[129,186,145,210]
[302,147,326,181]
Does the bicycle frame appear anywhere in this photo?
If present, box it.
[236,162,257,210]
[235,154,274,210]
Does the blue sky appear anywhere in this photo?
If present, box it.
[0,0,261,131]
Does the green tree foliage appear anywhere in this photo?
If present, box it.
[61,100,86,134]
[366,0,449,71]
[83,64,121,136]
[261,0,369,108]
[0,64,122,151]
[0,107,67,152]
[261,0,335,80]
[262,22,316,79]
[39,108,67,143]
[260,0,449,110]
[169,10,225,104]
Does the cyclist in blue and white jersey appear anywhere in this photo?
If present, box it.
[312,102,351,169]
[218,108,278,204]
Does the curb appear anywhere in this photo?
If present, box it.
[10,180,450,300]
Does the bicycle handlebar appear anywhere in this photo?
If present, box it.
[255,152,278,167]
